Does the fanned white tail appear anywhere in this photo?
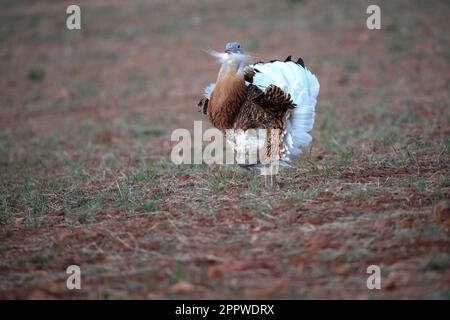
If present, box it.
[250,60,320,162]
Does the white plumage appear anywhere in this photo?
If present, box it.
[249,60,319,162]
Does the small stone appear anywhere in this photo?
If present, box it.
[432,200,450,227]
[384,270,409,290]
[169,281,194,294]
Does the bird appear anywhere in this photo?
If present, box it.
[198,42,319,183]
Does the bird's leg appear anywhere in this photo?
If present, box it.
[262,174,275,190]
[261,165,277,190]
[268,174,276,190]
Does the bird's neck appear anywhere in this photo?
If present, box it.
[208,68,247,131]
[217,60,244,81]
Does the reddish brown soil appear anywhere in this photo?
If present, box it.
[0,0,449,299]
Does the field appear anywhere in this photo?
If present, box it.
[0,0,449,299]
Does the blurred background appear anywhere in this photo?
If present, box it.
[0,0,449,299]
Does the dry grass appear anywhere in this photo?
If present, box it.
[0,0,449,299]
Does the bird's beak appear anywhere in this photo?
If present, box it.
[225,49,231,53]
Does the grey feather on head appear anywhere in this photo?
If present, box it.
[206,42,247,74]
[225,42,244,54]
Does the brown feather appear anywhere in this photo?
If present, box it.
[199,66,292,164]
[208,70,247,131]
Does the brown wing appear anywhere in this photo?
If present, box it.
[244,67,295,113]
[253,84,295,113]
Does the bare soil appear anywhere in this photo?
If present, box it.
[0,0,449,299]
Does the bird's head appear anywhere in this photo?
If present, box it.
[207,41,246,72]
[224,42,244,55]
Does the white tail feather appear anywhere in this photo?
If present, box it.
[250,60,320,161]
